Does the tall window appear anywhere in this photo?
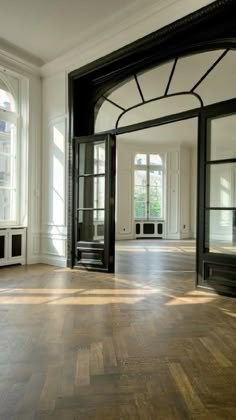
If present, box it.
[134,153,164,219]
[0,75,19,224]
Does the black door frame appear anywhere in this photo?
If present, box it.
[73,108,200,273]
[68,1,236,293]
[73,98,236,289]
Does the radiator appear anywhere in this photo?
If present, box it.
[135,221,165,239]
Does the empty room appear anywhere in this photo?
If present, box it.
[0,1,236,418]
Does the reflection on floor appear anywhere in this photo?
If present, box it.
[0,243,235,419]
[116,239,196,274]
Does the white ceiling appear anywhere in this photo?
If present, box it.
[118,118,198,146]
[0,0,165,65]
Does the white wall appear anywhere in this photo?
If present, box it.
[27,74,42,264]
[41,72,67,266]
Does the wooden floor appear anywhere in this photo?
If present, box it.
[0,240,235,419]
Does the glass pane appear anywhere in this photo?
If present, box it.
[135,170,147,186]
[149,202,161,218]
[12,234,22,257]
[209,163,235,207]
[134,201,146,218]
[149,154,162,165]
[78,176,105,209]
[149,186,162,218]
[206,210,236,254]
[0,121,16,190]
[0,189,16,221]
[209,114,236,161]
[0,119,11,133]
[134,154,146,165]
[0,121,16,150]
[150,170,162,187]
[0,155,16,187]
[134,186,146,201]
[77,210,104,242]
[79,141,105,175]
[0,88,15,112]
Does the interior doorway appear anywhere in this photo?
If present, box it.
[69,5,236,294]
[115,118,198,276]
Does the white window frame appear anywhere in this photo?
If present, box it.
[0,68,28,227]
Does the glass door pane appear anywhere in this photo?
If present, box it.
[208,114,236,160]
[206,210,236,254]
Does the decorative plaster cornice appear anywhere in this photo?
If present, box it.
[0,46,41,77]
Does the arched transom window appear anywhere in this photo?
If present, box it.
[95,49,236,133]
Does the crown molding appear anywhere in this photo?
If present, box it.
[0,46,41,77]
[41,0,215,77]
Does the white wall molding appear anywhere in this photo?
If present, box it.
[41,233,66,256]
[26,75,42,264]
[40,255,67,268]
[0,48,41,77]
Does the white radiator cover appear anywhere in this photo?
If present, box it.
[135,220,165,238]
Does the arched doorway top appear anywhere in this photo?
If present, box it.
[95,48,236,133]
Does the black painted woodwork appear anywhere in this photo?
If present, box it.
[73,134,116,272]
[11,235,22,258]
[143,224,155,235]
[197,99,236,296]
[0,236,5,259]
[68,0,236,295]
[158,223,163,235]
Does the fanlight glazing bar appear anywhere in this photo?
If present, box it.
[134,73,145,103]
[102,95,125,111]
[115,91,203,128]
[191,49,229,92]
[164,58,178,96]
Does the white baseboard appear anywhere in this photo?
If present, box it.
[26,256,42,265]
[180,232,192,239]
[116,235,134,240]
[40,255,67,268]
[166,234,181,239]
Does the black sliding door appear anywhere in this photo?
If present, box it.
[73,134,116,272]
[197,99,236,296]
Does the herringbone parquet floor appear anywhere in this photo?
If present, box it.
[0,240,235,419]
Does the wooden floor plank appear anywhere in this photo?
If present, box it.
[75,348,90,387]
[0,239,235,419]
